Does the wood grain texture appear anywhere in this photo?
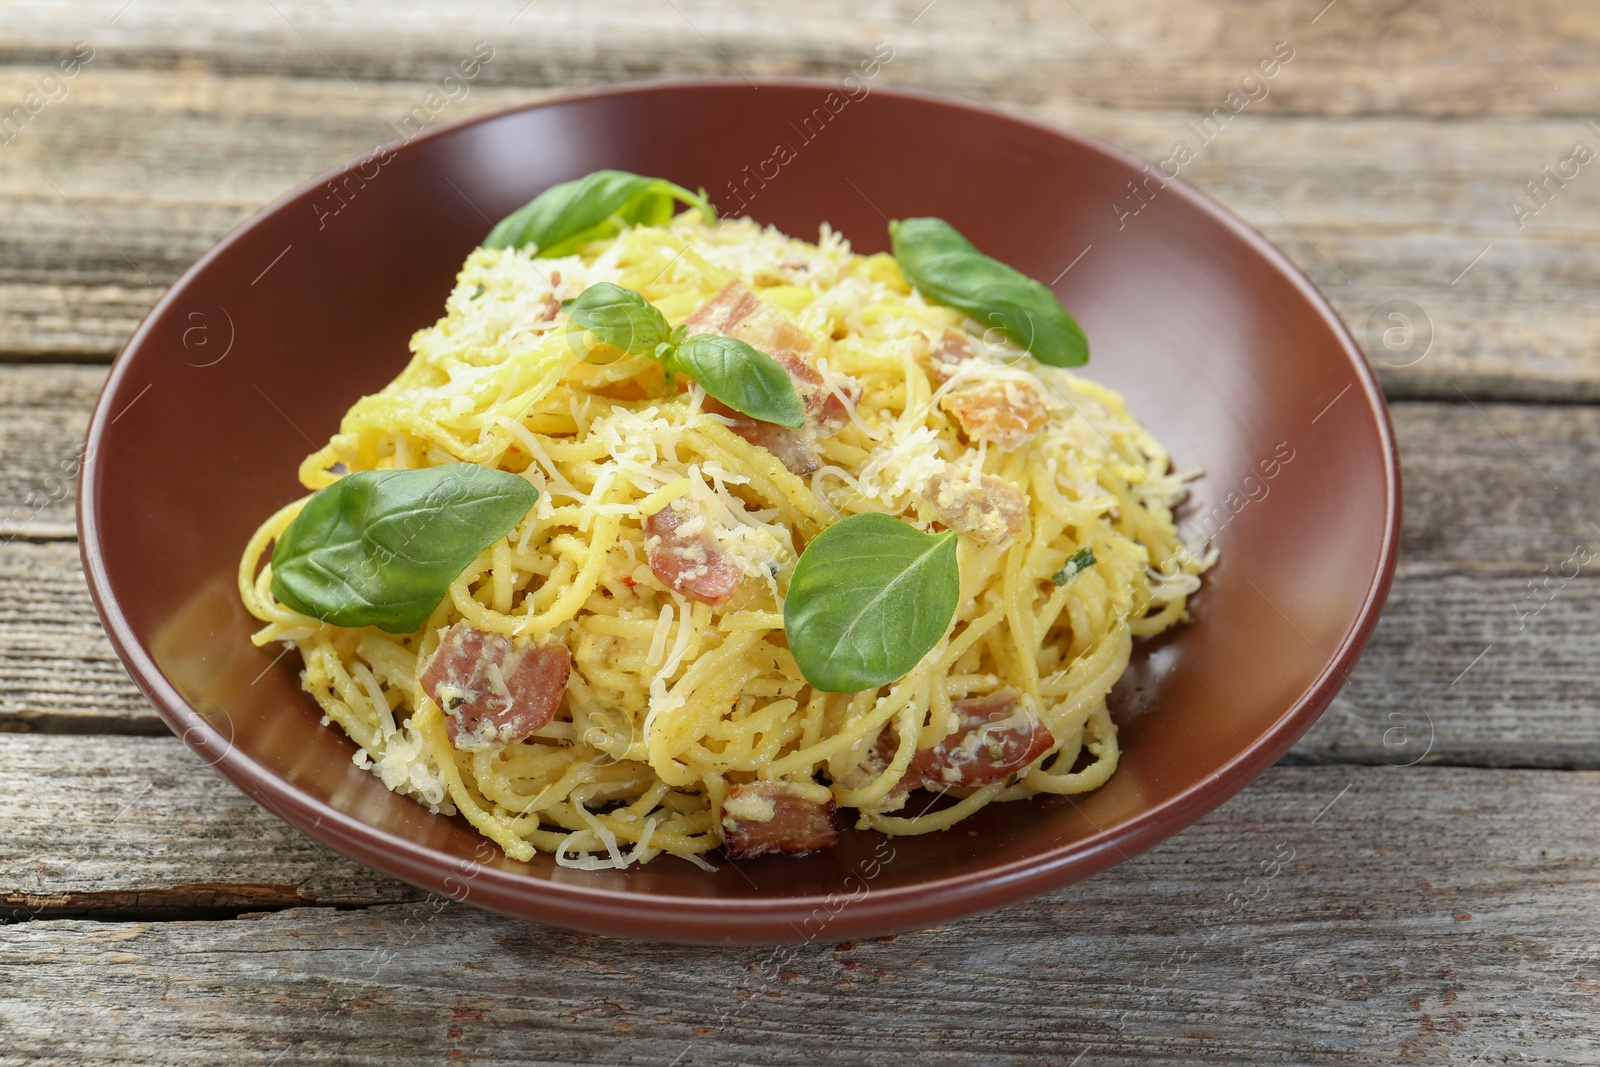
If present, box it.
[0,735,422,919]
[2,0,1596,118]
[0,16,1594,392]
[0,364,98,537]
[0,541,156,735]
[3,759,1596,1065]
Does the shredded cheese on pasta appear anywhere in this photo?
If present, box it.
[238,212,1209,867]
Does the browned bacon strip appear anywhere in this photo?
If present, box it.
[929,329,975,383]
[685,281,861,474]
[927,469,1028,544]
[930,329,1048,450]
[908,688,1055,789]
[644,498,743,607]
[721,780,840,859]
[420,622,571,751]
[942,382,1049,450]
[701,398,821,476]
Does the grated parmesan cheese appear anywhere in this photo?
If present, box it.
[245,202,1212,870]
[646,602,674,667]
[855,424,949,511]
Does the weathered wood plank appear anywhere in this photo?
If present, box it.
[0,540,169,734]
[1297,566,1600,769]
[2,0,1596,118]
[0,364,98,537]
[1398,401,1600,567]
[1095,122,1600,404]
[4,390,1600,765]
[3,759,1595,1064]
[0,64,1597,393]
[0,734,423,919]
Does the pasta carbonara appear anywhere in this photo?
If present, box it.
[239,208,1209,868]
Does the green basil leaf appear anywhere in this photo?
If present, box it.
[889,216,1089,368]
[784,512,960,693]
[1051,546,1096,587]
[563,282,672,357]
[671,334,806,428]
[270,466,539,634]
[482,169,716,257]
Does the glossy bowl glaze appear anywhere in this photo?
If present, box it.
[79,81,1399,944]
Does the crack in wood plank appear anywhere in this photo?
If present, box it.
[3,882,320,923]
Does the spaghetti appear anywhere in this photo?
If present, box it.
[239,210,1209,867]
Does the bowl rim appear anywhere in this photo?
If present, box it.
[77,77,1401,944]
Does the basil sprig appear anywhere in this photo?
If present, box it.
[564,283,804,428]
[483,169,715,258]
[270,466,539,634]
[783,512,960,693]
[560,281,673,356]
[889,217,1089,368]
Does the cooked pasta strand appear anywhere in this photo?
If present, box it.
[238,213,1209,867]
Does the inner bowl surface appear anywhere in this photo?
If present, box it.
[79,80,1399,944]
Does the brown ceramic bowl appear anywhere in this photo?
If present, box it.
[79,81,1399,944]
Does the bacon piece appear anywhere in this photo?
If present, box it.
[942,381,1049,450]
[809,382,857,437]
[702,398,821,476]
[685,281,861,472]
[909,689,1055,790]
[684,282,820,387]
[721,780,839,859]
[927,468,1028,544]
[930,330,1048,449]
[420,622,571,751]
[929,329,974,384]
[644,498,743,607]
[847,689,1055,808]
[831,729,912,816]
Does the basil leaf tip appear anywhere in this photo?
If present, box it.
[270,465,539,634]
[784,512,960,693]
[564,282,671,357]
[483,169,716,258]
[671,335,806,428]
[889,216,1088,368]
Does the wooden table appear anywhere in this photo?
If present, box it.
[3,2,1597,1062]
